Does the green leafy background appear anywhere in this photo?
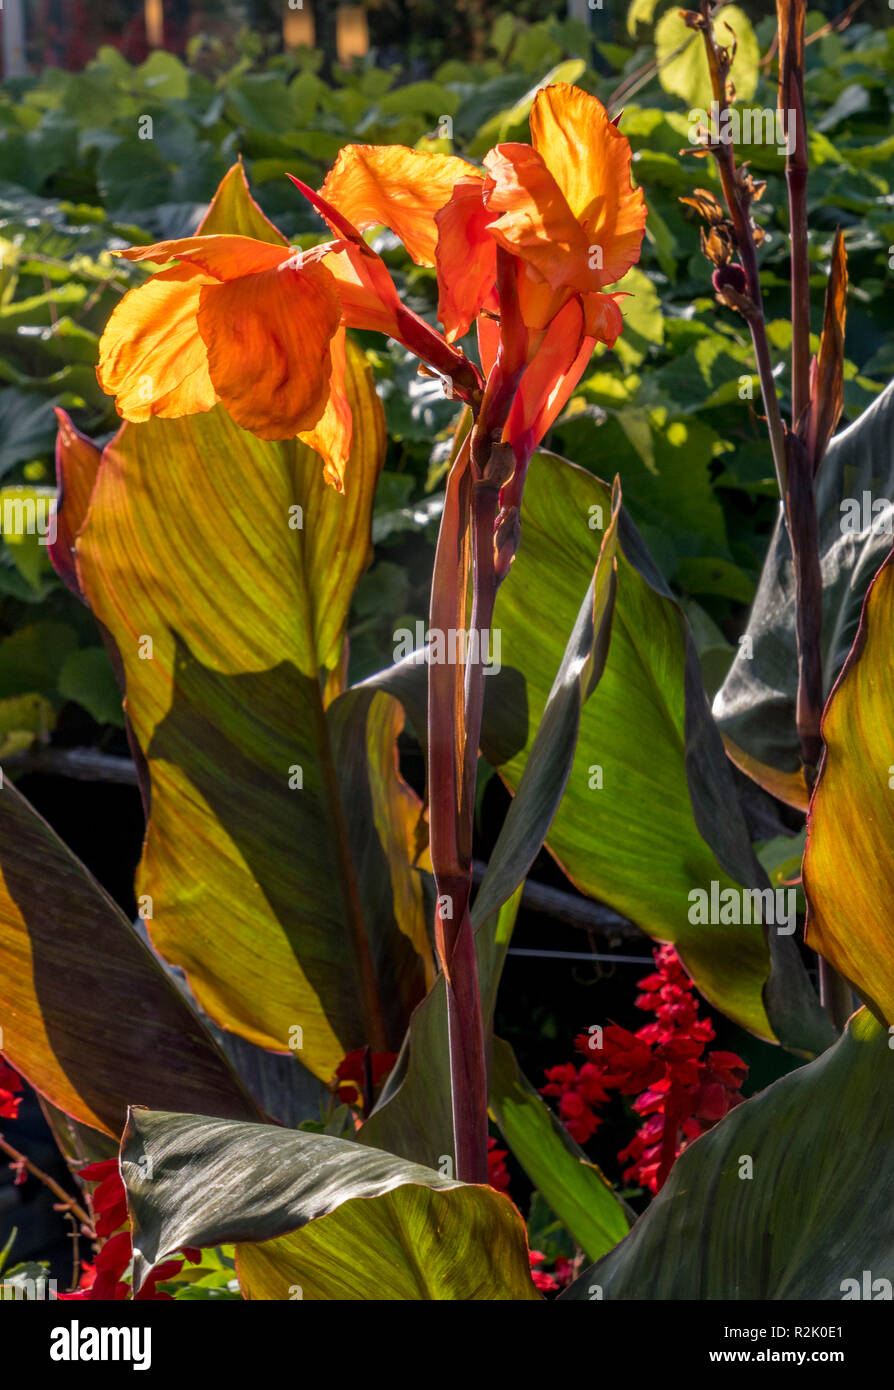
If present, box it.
[0,8,890,724]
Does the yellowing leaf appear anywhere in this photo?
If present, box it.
[804,549,894,1022]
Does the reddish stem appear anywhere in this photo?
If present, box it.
[0,1133,93,1229]
[426,252,529,1183]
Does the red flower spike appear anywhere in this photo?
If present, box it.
[544,944,748,1194]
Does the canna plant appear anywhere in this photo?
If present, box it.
[0,2,893,1302]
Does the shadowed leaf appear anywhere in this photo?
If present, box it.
[0,780,262,1135]
[122,1107,539,1300]
[488,451,831,1051]
[714,383,894,779]
[561,1010,894,1299]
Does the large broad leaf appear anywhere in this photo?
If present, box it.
[486,451,832,1053]
[0,780,262,1135]
[72,164,433,1081]
[121,1108,539,1301]
[74,395,432,1074]
[803,548,894,1023]
[561,1009,894,1299]
[714,382,894,779]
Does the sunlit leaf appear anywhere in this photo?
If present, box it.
[803,548,894,1023]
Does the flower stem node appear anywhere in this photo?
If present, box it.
[494,505,522,583]
[475,438,517,493]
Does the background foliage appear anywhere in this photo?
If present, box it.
[0,6,889,732]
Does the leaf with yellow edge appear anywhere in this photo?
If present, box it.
[721,732,810,812]
[196,161,289,246]
[73,377,433,1078]
[69,161,431,1080]
[804,548,894,1023]
[0,780,263,1135]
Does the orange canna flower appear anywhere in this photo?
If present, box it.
[97,86,644,499]
[320,84,646,493]
[285,171,482,402]
[465,84,646,500]
[96,233,356,484]
[97,163,483,488]
[485,84,646,306]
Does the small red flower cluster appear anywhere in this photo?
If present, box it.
[529,1251,574,1294]
[487,1136,510,1193]
[334,1049,399,1113]
[541,944,747,1193]
[58,1159,199,1301]
[0,1058,23,1120]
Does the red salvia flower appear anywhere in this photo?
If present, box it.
[543,944,748,1194]
[57,1159,198,1301]
[333,1048,399,1112]
[487,1135,511,1193]
[529,1251,558,1294]
[0,1058,23,1120]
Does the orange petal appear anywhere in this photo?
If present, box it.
[197,257,342,441]
[97,262,220,422]
[322,240,406,338]
[530,84,646,288]
[435,177,498,342]
[582,291,625,347]
[320,144,478,266]
[298,326,353,491]
[476,288,501,381]
[503,296,593,478]
[483,142,597,296]
[118,234,290,281]
[516,264,568,333]
[289,178,478,393]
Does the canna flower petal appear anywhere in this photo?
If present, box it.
[483,85,646,300]
[319,144,478,266]
[582,290,626,347]
[321,239,409,339]
[97,235,343,441]
[484,142,595,296]
[113,234,289,278]
[196,255,341,440]
[297,325,353,490]
[435,176,498,342]
[289,175,483,400]
[530,84,647,290]
[97,261,220,421]
[476,287,501,380]
[501,296,593,503]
